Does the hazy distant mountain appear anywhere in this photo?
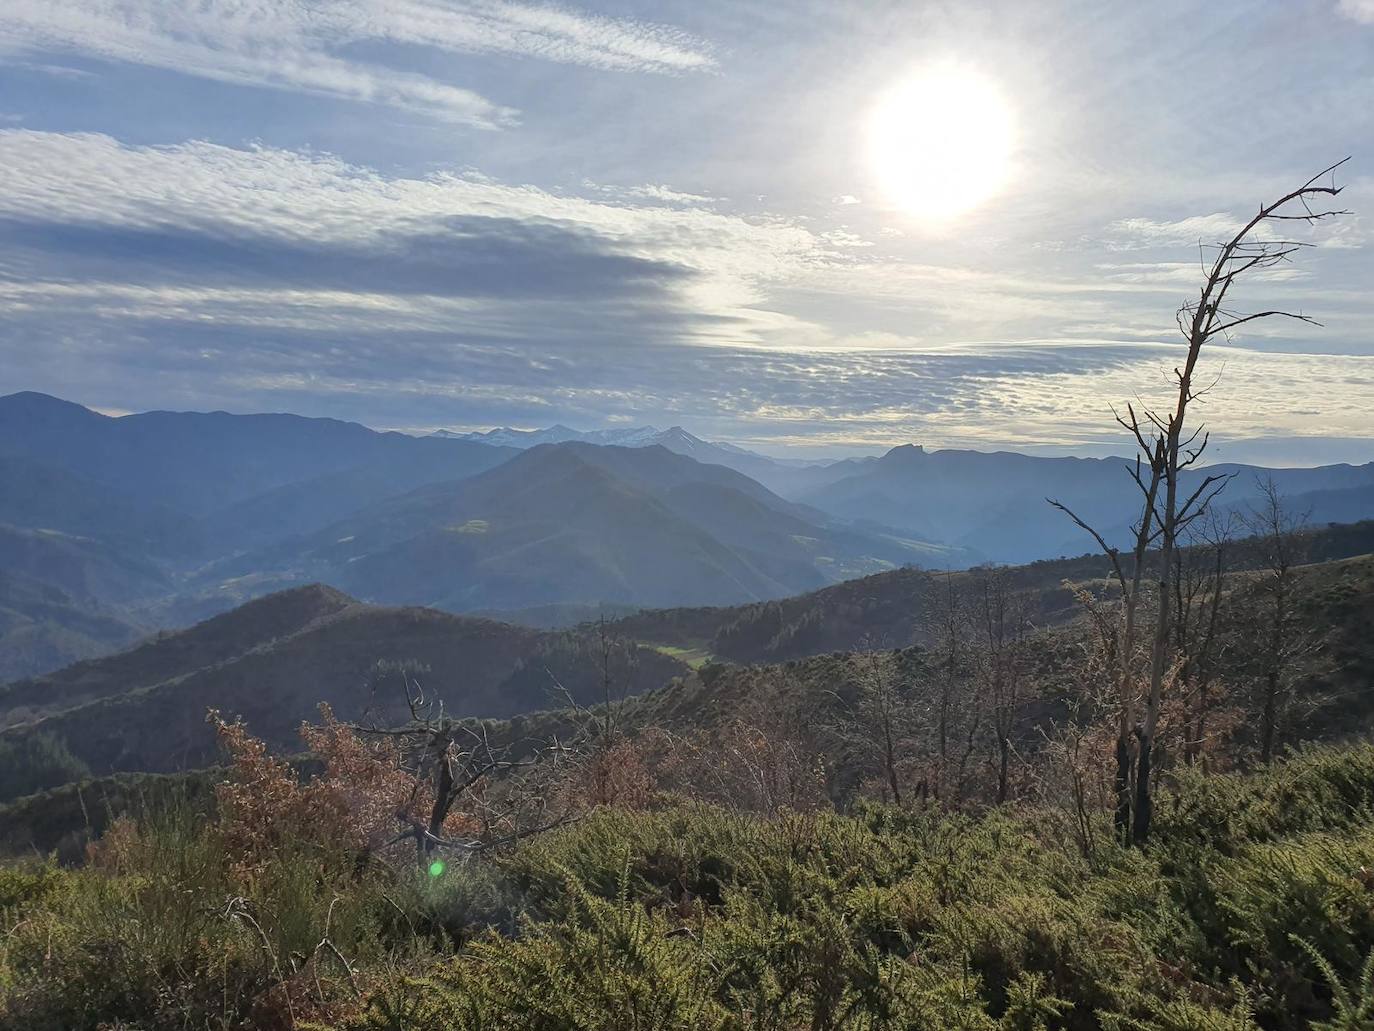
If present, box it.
[0,524,170,606]
[0,392,514,552]
[220,442,959,613]
[0,570,147,683]
[0,585,688,778]
[0,453,200,556]
[799,444,1374,564]
[433,421,852,495]
[0,524,174,680]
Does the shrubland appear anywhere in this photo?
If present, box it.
[5,697,1374,1030]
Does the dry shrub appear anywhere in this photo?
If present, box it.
[656,717,829,815]
[209,705,482,873]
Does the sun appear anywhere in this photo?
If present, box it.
[866,64,1015,221]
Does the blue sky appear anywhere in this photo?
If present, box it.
[1,0,1372,462]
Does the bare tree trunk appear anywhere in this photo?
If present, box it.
[883,713,902,806]
[1051,160,1346,847]
[997,735,1011,804]
[1260,585,1287,764]
[1260,671,1279,764]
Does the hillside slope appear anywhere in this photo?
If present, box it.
[222,443,959,613]
[612,520,1374,665]
[0,572,146,683]
[0,585,688,778]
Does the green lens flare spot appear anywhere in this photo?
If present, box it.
[428,859,446,878]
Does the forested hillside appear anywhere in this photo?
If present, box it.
[0,585,686,793]
[614,520,1374,665]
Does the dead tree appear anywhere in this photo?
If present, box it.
[1243,477,1322,763]
[859,647,908,806]
[922,572,980,803]
[973,567,1031,804]
[1051,160,1348,845]
[828,642,919,806]
[1173,513,1232,768]
[356,672,574,865]
[1050,439,1164,844]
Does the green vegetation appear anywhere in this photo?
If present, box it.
[0,732,90,805]
[7,745,1374,1029]
[646,641,714,669]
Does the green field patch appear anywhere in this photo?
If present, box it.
[645,642,713,669]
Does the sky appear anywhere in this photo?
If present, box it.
[1,0,1372,463]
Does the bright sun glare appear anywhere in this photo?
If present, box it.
[867,64,1015,221]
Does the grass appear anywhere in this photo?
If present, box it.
[644,641,714,669]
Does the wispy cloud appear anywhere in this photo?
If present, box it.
[0,129,818,340]
[0,128,812,276]
[1338,0,1374,24]
[0,0,713,125]
[621,184,719,205]
[1104,212,1250,249]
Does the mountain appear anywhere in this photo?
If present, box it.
[0,571,146,684]
[0,393,519,672]
[4,391,1370,681]
[799,444,1374,564]
[0,524,171,606]
[5,525,1373,853]
[0,525,176,680]
[0,453,199,556]
[0,391,515,555]
[0,584,689,780]
[220,442,961,613]
[434,421,846,496]
[609,519,1374,667]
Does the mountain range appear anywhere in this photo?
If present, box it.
[2,389,1373,681]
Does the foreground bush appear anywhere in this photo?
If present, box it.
[7,745,1374,1030]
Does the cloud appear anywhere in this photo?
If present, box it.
[1,130,1368,459]
[1338,0,1374,23]
[621,184,719,205]
[0,214,692,302]
[0,58,96,79]
[1104,212,1249,249]
[0,0,713,125]
[0,131,813,290]
[0,129,821,360]
[583,182,720,205]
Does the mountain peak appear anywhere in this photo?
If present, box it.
[0,391,107,423]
